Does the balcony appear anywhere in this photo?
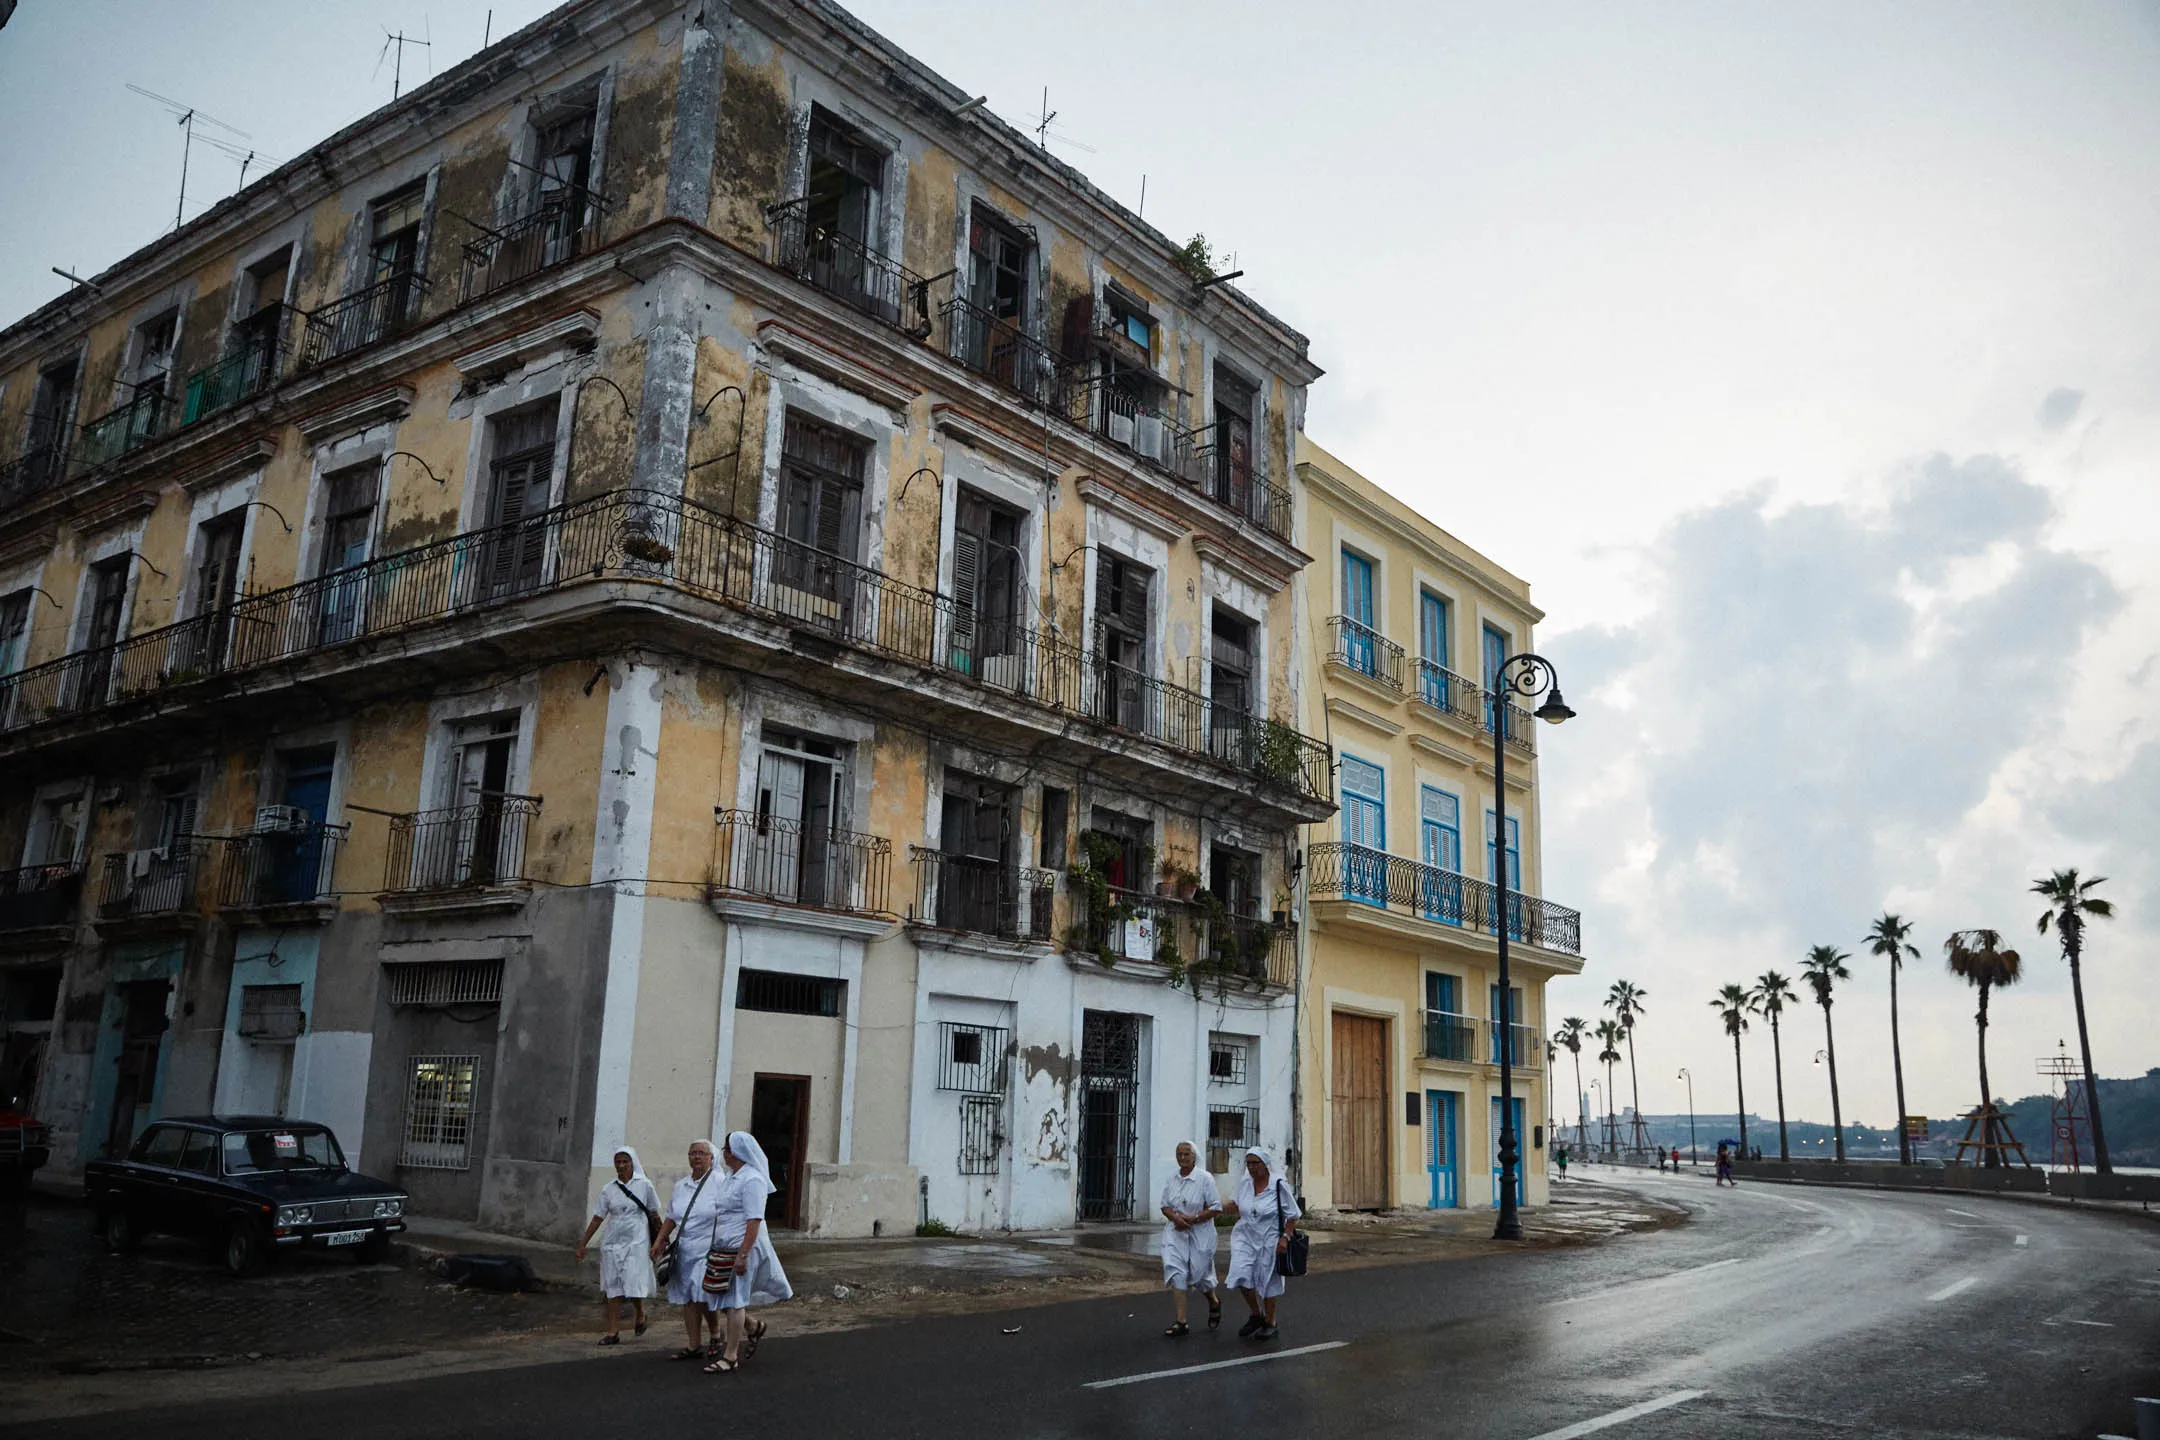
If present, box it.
[0,432,72,509]
[0,863,82,934]
[208,822,347,913]
[298,271,432,368]
[1172,428,1294,543]
[383,793,540,894]
[460,196,593,303]
[182,308,295,425]
[940,298,1057,406]
[713,808,890,916]
[1071,883,1292,988]
[74,388,172,472]
[908,847,1055,941]
[1414,659,1481,722]
[1489,1019,1541,1068]
[768,197,932,337]
[1327,615,1404,693]
[1306,842,1582,957]
[1422,1010,1479,1063]
[97,841,208,922]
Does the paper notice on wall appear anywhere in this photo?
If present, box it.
[272,1133,299,1157]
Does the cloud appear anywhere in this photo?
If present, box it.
[2037,387,2084,433]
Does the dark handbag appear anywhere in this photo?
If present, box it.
[618,1180,669,1284]
[1272,1179,1309,1278]
[702,1244,740,1294]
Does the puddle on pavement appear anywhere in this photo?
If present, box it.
[911,1244,1061,1275]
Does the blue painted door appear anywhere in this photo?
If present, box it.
[1339,755,1386,904]
[1427,1091,1459,1208]
[1419,786,1463,924]
[271,749,336,903]
[1482,623,1509,732]
[1341,550,1375,674]
[1419,591,1450,708]
[1490,1096,1527,1206]
[1485,809,1524,937]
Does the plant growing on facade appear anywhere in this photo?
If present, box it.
[1865,912,1921,1165]
[1751,970,1797,1161]
[1172,233,1216,285]
[1711,983,1758,1155]
[1065,830,1142,968]
[2033,869,2115,1174]
[621,533,674,566]
[1252,720,1305,791]
[1800,945,1851,1161]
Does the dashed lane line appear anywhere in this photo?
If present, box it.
[2015,1235,2028,1247]
[1929,1277,1980,1302]
[1945,1208,1981,1219]
[1081,1341,1349,1390]
[1524,1390,1710,1439]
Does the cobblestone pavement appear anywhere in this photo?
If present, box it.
[0,1192,588,1377]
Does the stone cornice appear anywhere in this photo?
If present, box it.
[453,309,603,379]
[1076,476,1184,544]
[1192,533,1286,596]
[178,439,280,495]
[929,403,1058,482]
[70,490,160,538]
[295,386,416,444]
[1324,694,1402,738]
[1300,460,1543,627]
[754,321,920,414]
[712,895,895,940]
[0,527,57,571]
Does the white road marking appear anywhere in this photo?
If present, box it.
[1525,1390,1709,1439]
[2043,1317,2115,1328]
[1668,1257,1740,1278]
[2015,1235,2028,1247]
[1082,1340,1348,1389]
[1929,1277,1981,1302]
[1945,1208,1981,1218]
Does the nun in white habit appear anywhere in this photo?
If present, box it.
[1220,1145,1301,1341]
[650,1139,724,1360]
[574,1145,659,1344]
[702,1130,794,1375]
[1158,1140,1222,1336]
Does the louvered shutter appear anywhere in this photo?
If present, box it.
[1118,562,1149,633]
[951,529,980,647]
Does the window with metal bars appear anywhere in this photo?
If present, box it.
[1208,1038,1248,1087]
[958,1092,1002,1175]
[936,1021,1009,1093]
[383,960,504,1007]
[401,1053,478,1170]
[1206,1104,1259,1174]
[736,967,843,1017]
[237,984,305,1041]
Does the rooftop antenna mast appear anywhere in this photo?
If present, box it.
[127,84,253,232]
[1029,88,1095,156]
[377,25,434,100]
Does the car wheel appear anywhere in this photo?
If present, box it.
[224,1219,268,1278]
[355,1230,391,1265]
[102,1206,140,1253]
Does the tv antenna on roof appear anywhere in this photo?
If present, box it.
[1031,88,1094,156]
[375,23,433,100]
[127,84,260,232]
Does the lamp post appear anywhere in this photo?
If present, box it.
[1489,653,1574,1242]
[1677,1067,1697,1165]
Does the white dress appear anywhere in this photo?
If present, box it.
[665,1169,724,1308]
[1225,1172,1301,1299]
[709,1165,793,1310]
[1159,1169,1220,1291]
[592,1176,660,1299]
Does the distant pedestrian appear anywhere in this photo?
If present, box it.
[1220,1146,1300,1342]
[1159,1140,1222,1337]
[701,1132,793,1375]
[1554,1143,1569,1180]
[1714,1142,1735,1187]
[1657,1149,1667,1173]
[574,1145,658,1345]
[1671,1146,1681,1169]
[651,1139,724,1360]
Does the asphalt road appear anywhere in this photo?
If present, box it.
[14,1171,2159,1439]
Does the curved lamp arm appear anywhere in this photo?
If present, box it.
[387,451,448,487]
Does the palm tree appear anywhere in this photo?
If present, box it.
[1799,946,1851,1160]
[1594,1019,1624,1153]
[1555,1017,1590,1145]
[1710,984,1756,1154]
[1945,929,2023,1166]
[1606,980,1649,1152]
[2034,870,2115,1174]
[1866,914,1921,1165]
[1751,971,1798,1160]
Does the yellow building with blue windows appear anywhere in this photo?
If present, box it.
[1293,438,1584,1212]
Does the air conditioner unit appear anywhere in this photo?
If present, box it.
[253,804,310,833]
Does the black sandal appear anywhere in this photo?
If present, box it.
[744,1318,767,1357]
[1163,1321,1190,1337]
[669,1347,704,1361]
[1207,1294,1222,1330]
[600,1334,621,1346]
[703,1352,741,1374]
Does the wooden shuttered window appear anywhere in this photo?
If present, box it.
[779,413,866,562]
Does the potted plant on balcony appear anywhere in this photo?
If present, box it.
[621,532,674,566]
[1160,849,1200,900]
[1066,831,1140,969]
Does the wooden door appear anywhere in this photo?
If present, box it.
[750,1074,810,1230]
[1330,1012,1389,1209]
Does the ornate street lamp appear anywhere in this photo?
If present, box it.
[1490,653,1574,1241]
[1678,1067,1697,1164]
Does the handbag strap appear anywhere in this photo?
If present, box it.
[1273,1178,1286,1244]
[674,1169,713,1240]
[616,1179,656,1226]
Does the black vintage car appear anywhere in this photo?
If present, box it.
[85,1116,407,1276]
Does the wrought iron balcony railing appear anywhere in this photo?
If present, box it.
[298,271,433,368]
[1071,884,1293,987]
[1415,659,1481,720]
[1306,841,1582,956]
[1490,693,1538,757]
[182,308,295,425]
[0,862,82,931]
[768,197,933,337]
[909,847,1054,940]
[460,194,593,303]
[940,298,1057,405]
[210,822,347,909]
[1489,1019,1542,1068]
[75,388,172,472]
[1422,1009,1480,1063]
[713,808,890,915]
[1328,615,1404,691]
[97,841,209,920]
[0,489,1332,802]
[1,430,72,508]
[1172,428,1295,543]
[383,793,540,893]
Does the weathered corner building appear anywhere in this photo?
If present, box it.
[0,0,1332,1239]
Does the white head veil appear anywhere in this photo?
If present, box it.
[611,1145,650,1182]
[726,1131,778,1197]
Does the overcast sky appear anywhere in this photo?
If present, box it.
[3,2,2154,1134]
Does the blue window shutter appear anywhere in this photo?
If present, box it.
[1342,550,1374,628]
[1421,591,1449,668]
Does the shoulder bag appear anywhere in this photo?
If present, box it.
[1272,1178,1310,1278]
[617,1179,668,1284]
[667,1170,713,1286]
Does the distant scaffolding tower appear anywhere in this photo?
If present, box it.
[2038,1043,2088,1173]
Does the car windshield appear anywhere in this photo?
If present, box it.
[221,1128,346,1175]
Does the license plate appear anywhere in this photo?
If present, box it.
[321,1228,370,1246]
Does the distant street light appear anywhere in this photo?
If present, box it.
[1677,1068,1697,1164]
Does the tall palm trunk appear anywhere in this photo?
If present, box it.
[1823,1001,1845,1162]
[1604,1056,1617,1151]
[1890,962,1910,1166]
[1625,1029,1643,1151]
[1769,1011,1789,1160]
[2066,936,2113,1174]
[1975,979,1996,1169]
[1731,1030,1749,1154]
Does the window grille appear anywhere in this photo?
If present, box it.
[401,1054,478,1170]
[1206,1104,1259,1174]
[1208,1039,1248,1087]
[237,984,305,1041]
[384,960,503,1007]
[958,1092,1003,1176]
[737,967,843,1017]
[937,1021,1010,1093]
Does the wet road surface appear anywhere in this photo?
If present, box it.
[14,1171,2159,1438]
